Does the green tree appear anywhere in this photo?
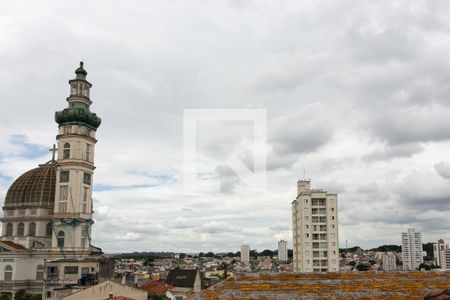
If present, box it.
[249,249,258,258]
[259,249,275,257]
[356,264,371,271]
[14,290,27,300]
[0,294,12,300]
[419,263,431,271]
[205,252,215,257]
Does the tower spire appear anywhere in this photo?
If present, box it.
[75,61,87,80]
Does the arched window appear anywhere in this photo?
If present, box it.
[36,265,44,280]
[4,265,13,281]
[46,222,53,236]
[28,222,36,237]
[63,143,70,159]
[57,231,65,248]
[17,223,24,236]
[6,223,13,236]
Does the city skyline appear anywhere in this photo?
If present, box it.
[1,1,450,253]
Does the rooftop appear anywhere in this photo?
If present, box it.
[195,272,450,299]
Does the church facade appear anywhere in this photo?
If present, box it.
[0,63,112,299]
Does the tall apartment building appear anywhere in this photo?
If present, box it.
[433,239,448,268]
[241,244,250,264]
[401,228,423,271]
[445,249,450,270]
[382,253,397,271]
[292,180,339,272]
[278,240,288,261]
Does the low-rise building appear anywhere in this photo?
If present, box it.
[381,253,397,271]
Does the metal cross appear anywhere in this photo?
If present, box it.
[49,144,58,161]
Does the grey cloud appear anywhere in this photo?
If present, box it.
[2,1,450,251]
[435,161,450,180]
[364,143,424,161]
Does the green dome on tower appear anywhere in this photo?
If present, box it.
[55,62,102,130]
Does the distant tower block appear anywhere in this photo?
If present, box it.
[292,179,339,272]
[241,244,250,264]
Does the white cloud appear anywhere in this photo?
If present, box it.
[1,0,450,252]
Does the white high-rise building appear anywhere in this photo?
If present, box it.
[241,244,250,264]
[433,239,448,268]
[445,249,450,270]
[292,180,339,272]
[401,228,423,271]
[382,253,397,271]
[278,240,288,261]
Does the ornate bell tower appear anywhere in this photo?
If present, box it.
[52,62,101,252]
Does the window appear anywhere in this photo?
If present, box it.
[331,216,335,220]
[83,172,91,185]
[64,266,79,274]
[304,216,309,221]
[330,207,334,212]
[59,186,68,213]
[4,265,13,281]
[63,143,70,159]
[304,199,308,204]
[57,231,65,248]
[331,242,336,246]
[60,171,69,183]
[85,144,92,162]
[6,210,14,217]
[36,265,44,280]
[30,209,37,215]
[17,223,24,236]
[81,228,86,248]
[304,225,309,229]
[28,222,36,237]
[6,223,13,236]
[331,225,335,229]
[46,222,53,236]
[82,187,89,213]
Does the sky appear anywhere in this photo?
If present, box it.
[1,0,450,253]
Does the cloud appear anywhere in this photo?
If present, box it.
[1,0,450,252]
[435,161,450,180]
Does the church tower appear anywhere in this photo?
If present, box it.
[53,62,101,251]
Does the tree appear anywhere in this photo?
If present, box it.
[259,249,275,257]
[356,264,371,271]
[14,290,27,300]
[205,252,215,258]
[423,243,434,258]
[250,250,258,258]
[222,262,228,279]
[178,253,186,259]
[419,263,431,271]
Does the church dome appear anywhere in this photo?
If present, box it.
[3,162,57,210]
